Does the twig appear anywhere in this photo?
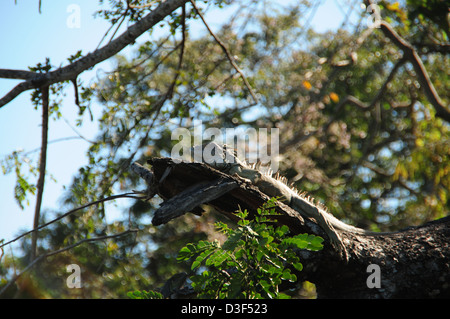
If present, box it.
[362,160,419,196]
[367,56,406,109]
[135,41,183,85]
[30,85,49,261]
[21,136,94,156]
[0,192,141,250]
[165,3,186,116]
[70,77,81,108]
[128,1,158,9]
[169,3,186,99]
[108,7,129,44]
[190,0,259,105]
[62,116,96,144]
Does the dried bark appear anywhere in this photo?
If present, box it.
[135,157,450,299]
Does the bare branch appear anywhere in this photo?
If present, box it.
[0,81,35,108]
[30,85,49,261]
[368,56,406,109]
[0,69,39,80]
[362,160,419,196]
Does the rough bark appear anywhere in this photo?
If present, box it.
[135,157,450,299]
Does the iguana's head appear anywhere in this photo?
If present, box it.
[191,142,246,169]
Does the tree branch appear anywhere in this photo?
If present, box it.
[0,69,39,80]
[163,4,186,105]
[0,192,141,250]
[0,0,190,109]
[152,178,239,225]
[0,81,36,108]
[30,85,49,261]
[190,0,259,105]
[379,21,449,122]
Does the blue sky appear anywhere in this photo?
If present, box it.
[0,0,361,246]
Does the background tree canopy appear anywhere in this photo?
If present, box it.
[0,0,448,298]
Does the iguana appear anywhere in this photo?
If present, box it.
[191,142,380,260]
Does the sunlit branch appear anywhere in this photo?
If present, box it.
[0,0,191,109]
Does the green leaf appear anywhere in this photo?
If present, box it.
[223,229,243,251]
[206,249,229,267]
[309,235,325,251]
[228,272,244,298]
[282,269,297,282]
[177,246,194,261]
[293,262,303,272]
[282,233,324,251]
[192,249,215,270]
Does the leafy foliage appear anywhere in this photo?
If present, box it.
[175,199,323,299]
[127,289,163,299]
[129,199,322,299]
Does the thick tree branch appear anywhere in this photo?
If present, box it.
[152,178,239,225]
[136,157,450,298]
[0,69,39,80]
[0,0,190,109]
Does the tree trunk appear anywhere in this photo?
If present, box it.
[134,157,450,299]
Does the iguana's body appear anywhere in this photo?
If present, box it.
[193,143,379,259]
